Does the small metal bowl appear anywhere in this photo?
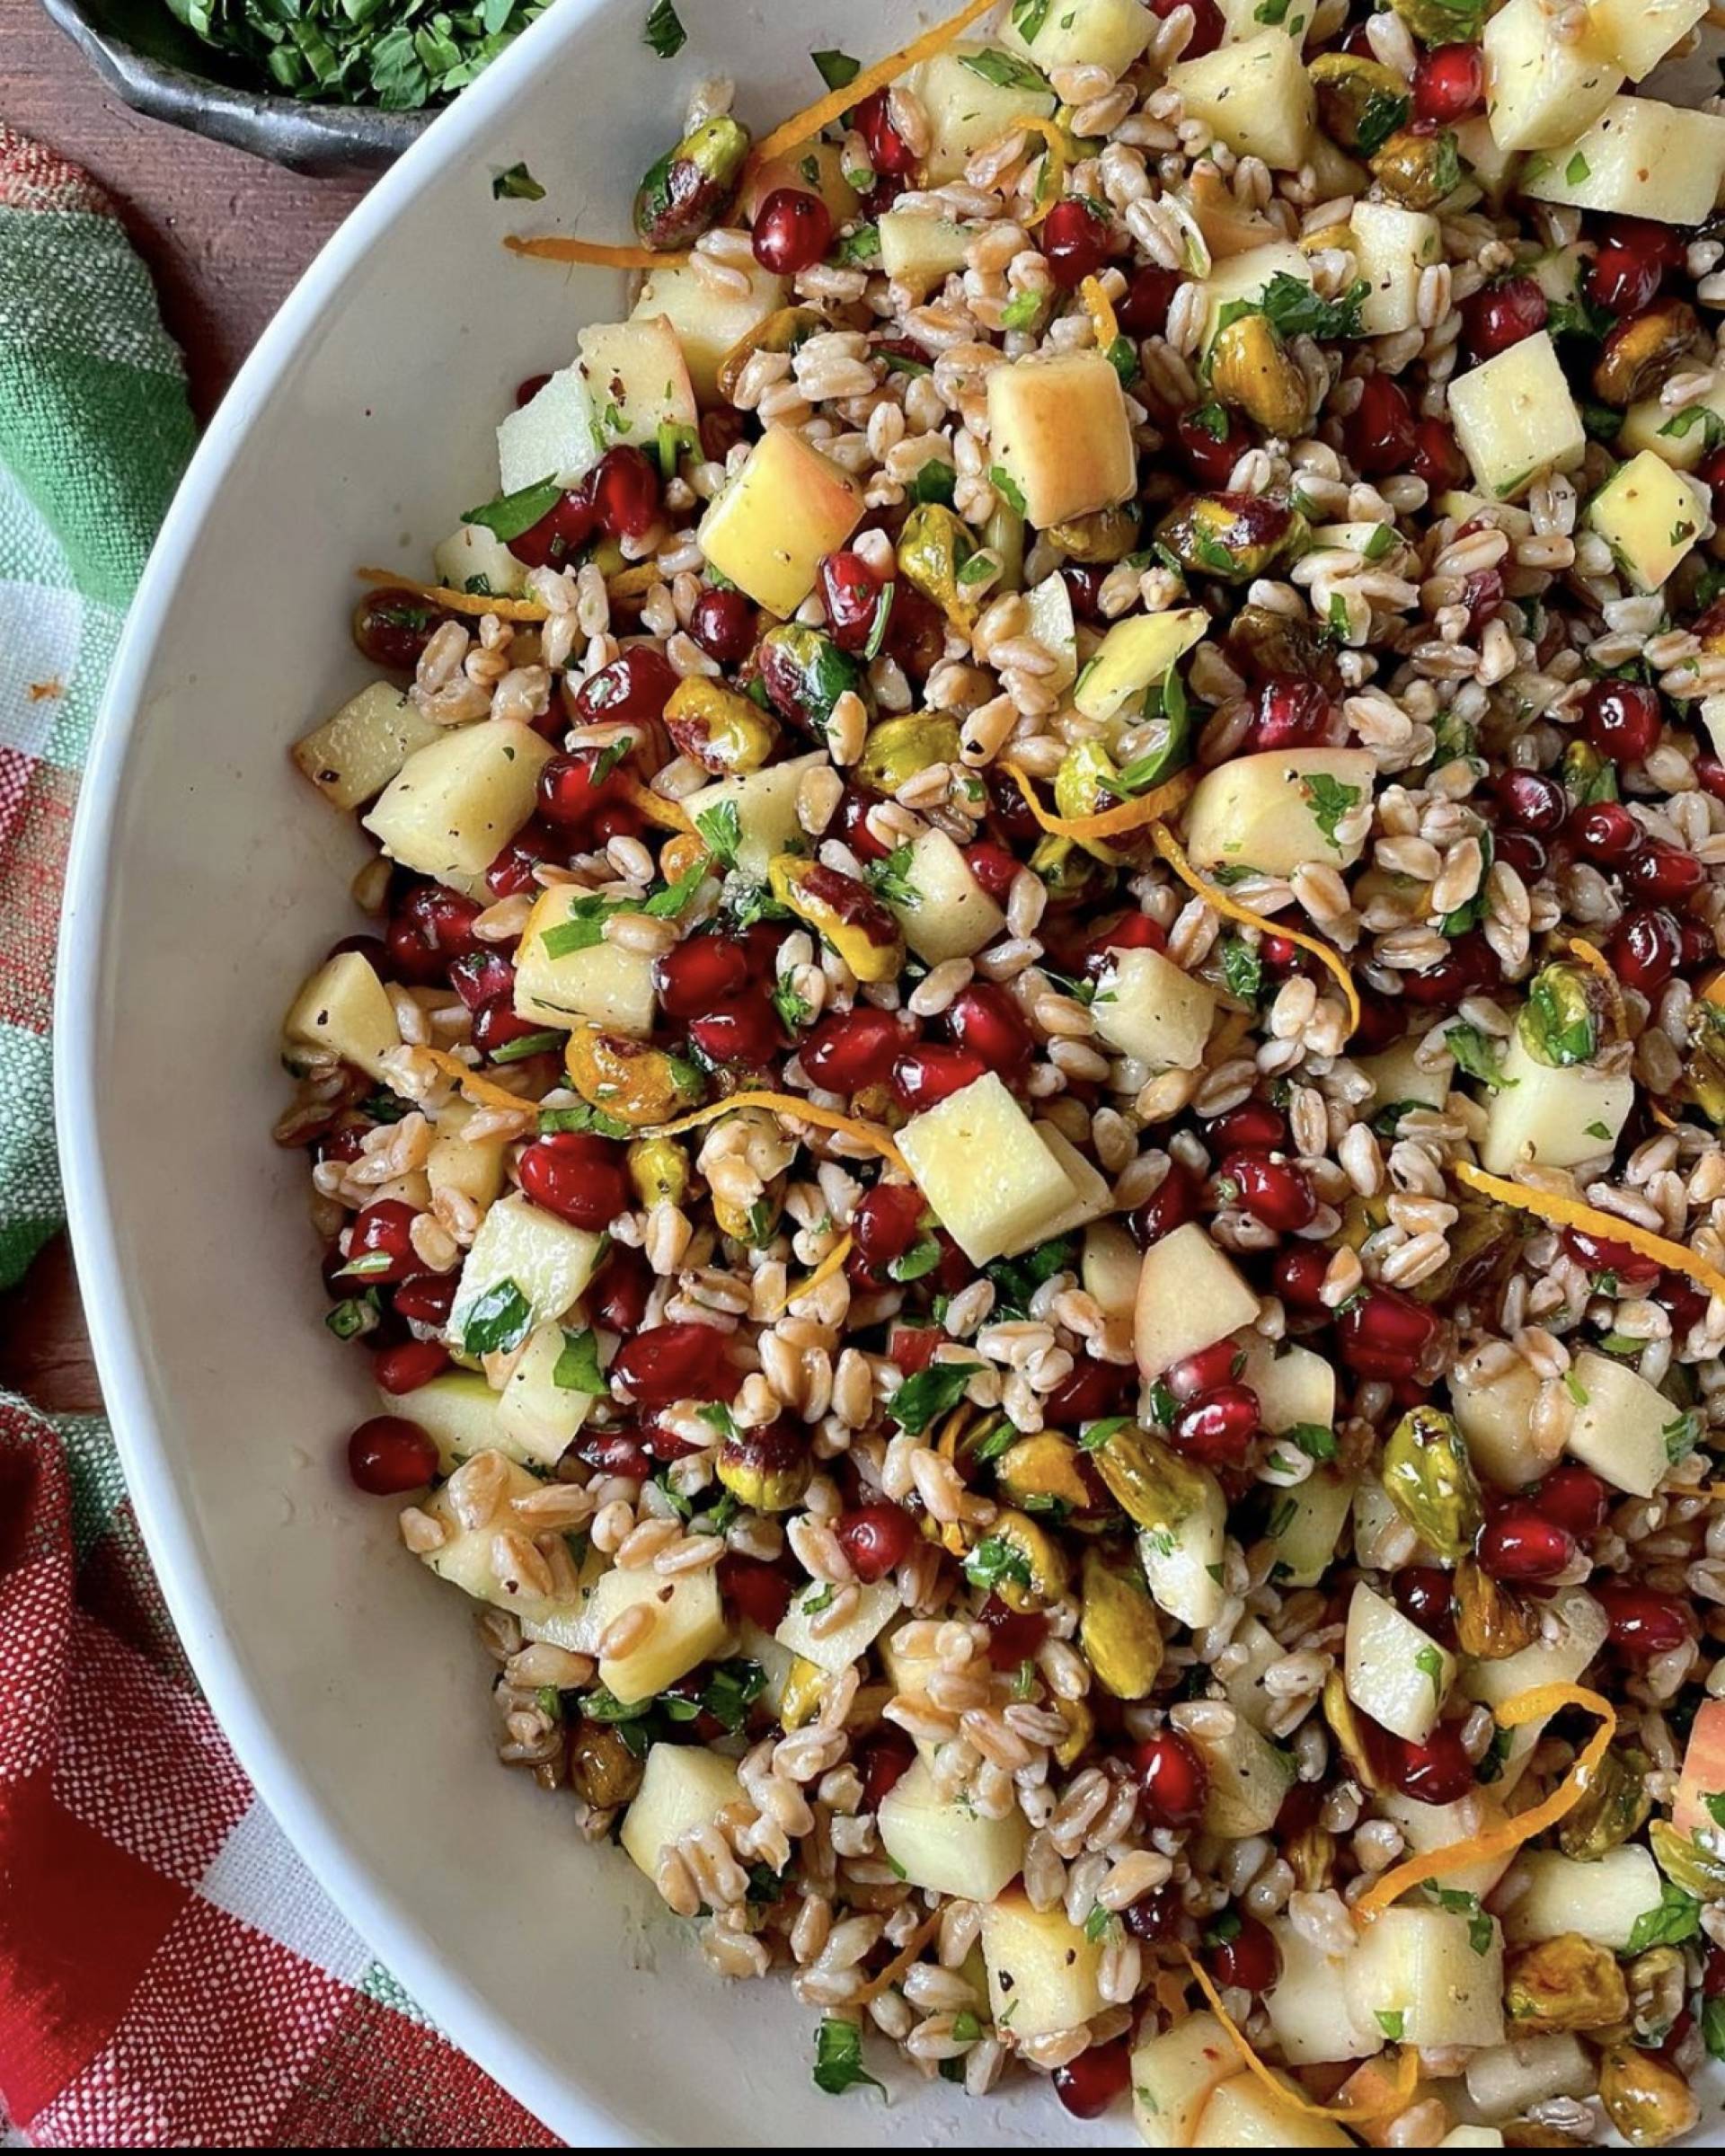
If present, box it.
[38,0,435,175]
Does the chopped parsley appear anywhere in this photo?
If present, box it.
[989,464,1028,516]
[643,0,686,57]
[1626,1881,1702,1955]
[1219,935,1263,1003]
[460,472,561,543]
[813,2018,884,2098]
[1299,772,1361,851]
[1010,0,1054,39]
[812,48,861,91]
[553,1327,604,1392]
[771,976,814,1031]
[1660,404,1725,451]
[1376,2010,1406,2041]
[1565,150,1590,184]
[1414,1642,1446,1706]
[539,1100,632,1140]
[461,1278,533,1357]
[491,163,544,202]
[1445,1021,1514,1092]
[865,844,922,909]
[888,1237,944,1284]
[693,798,742,869]
[964,1534,1035,1597]
[887,1361,983,1435]
[906,457,958,508]
[960,48,1053,94]
[1285,1421,1338,1462]
[835,223,882,268]
[1000,291,1042,331]
[1215,272,1369,348]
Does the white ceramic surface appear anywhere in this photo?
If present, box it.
[54,1,1102,2144]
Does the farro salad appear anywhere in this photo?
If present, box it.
[278,0,1725,2139]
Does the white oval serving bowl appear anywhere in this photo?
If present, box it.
[54,0,1101,2143]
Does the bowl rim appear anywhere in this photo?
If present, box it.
[53,1,626,2141]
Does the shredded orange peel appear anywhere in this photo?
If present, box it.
[770,1232,855,1315]
[1079,272,1119,350]
[751,0,1001,168]
[1181,1949,1420,2122]
[420,1048,541,1113]
[357,568,551,622]
[857,1912,944,2001]
[1013,117,1070,229]
[1356,1683,1616,1919]
[1002,760,1198,843]
[503,235,687,270]
[647,1090,908,1174]
[1151,823,1363,1040]
[1455,1162,1725,1312]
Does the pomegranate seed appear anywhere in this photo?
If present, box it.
[1245,676,1332,751]
[538,745,629,830]
[448,949,515,1013]
[652,933,752,1019]
[1393,1726,1475,1805]
[835,1504,917,1584]
[1223,1153,1317,1233]
[690,989,784,1065]
[1274,1245,1331,1311]
[947,983,1032,1072]
[1175,404,1251,486]
[1664,1272,1711,1334]
[1130,1161,1200,1247]
[588,446,660,542]
[568,645,678,728]
[883,585,944,679]
[1477,1504,1576,1583]
[641,1408,706,1463]
[576,1425,652,1480]
[509,486,597,570]
[518,1134,632,1231]
[344,1200,422,1286]
[1172,1384,1260,1469]
[1627,844,1705,904]
[1587,219,1676,317]
[836,788,892,863]
[1496,769,1568,834]
[1495,830,1547,881]
[964,841,1020,901]
[1596,1583,1695,1661]
[1568,800,1643,866]
[887,1321,945,1374]
[394,1272,457,1329]
[1044,1358,1134,1426]
[373,1339,450,1394]
[1704,1942,1725,2001]
[472,996,547,1058]
[515,372,552,408]
[858,1731,916,1810]
[688,586,755,664]
[1208,1100,1287,1153]
[1411,417,1468,493]
[1040,197,1111,289]
[1133,1729,1208,1826]
[1147,0,1222,57]
[1118,263,1181,339]
[1062,561,1110,620]
[853,89,916,178]
[1393,1566,1458,1648]
[347,1415,438,1494]
[1054,2038,1132,2121]
[978,1596,1048,1669]
[1463,276,1548,362]
[1122,1885,1181,1942]
[1085,910,1168,973]
[485,820,563,897]
[1166,1340,1244,1401]
[1207,1913,1278,1994]
[719,1554,793,1632]
[853,1183,927,1268]
[1701,755,1725,804]
[1698,445,1725,523]
[352,587,443,671]
[1586,679,1663,763]
[1609,906,1683,994]
[1347,373,1416,476]
[752,186,833,274]
[590,1244,652,1334]
[1530,1462,1612,1540]
[386,884,482,982]
[818,550,885,653]
[1338,1285,1438,1381]
[1413,42,1484,124]
[890,1044,988,1110]
[611,1321,727,1409]
[1683,923,1717,969]
[802,1006,914,1093]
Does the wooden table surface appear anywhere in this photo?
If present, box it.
[0,0,372,1412]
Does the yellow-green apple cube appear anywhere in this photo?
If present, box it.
[980,1889,1105,2041]
[620,1745,741,1877]
[1447,332,1584,499]
[1376,1787,1515,1902]
[1184,746,1377,876]
[1583,0,1706,79]
[575,316,696,456]
[1483,0,1622,151]
[890,828,1005,965]
[1130,2012,1234,2149]
[1024,571,1078,695]
[513,885,659,1035]
[877,1757,1027,1900]
[1194,2074,1352,2148]
[1023,1126,1114,1245]
[420,1454,587,1628]
[697,424,862,614]
[1266,1917,1384,2063]
[774,1578,899,1675]
[388,1370,501,1473]
[497,1321,603,1470]
[1343,1905,1505,2049]
[1167,31,1315,169]
[739,141,861,229]
[1238,1338,1334,1435]
[986,350,1136,530]
[432,522,530,599]
[1499,1845,1663,1951]
[1133,1219,1261,1376]
[283,950,402,1082]
[1621,378,1725,471]
[426,1098,507,1215]
[448,1191,605,1344]
[878,211,975,292]
[589,1564,728,1703]
[1074,606,1208,724]
[1451,1350,1552,1490]
[1092,946,1217,1071]
[1081,1218,1139,1320]
[1588,450,1707,592]
[363,720,553,884]
[1349,201,1442,337]
[292,680,443,814]
[1564,1348,1680,1498]
[1004,0,1156,75]
[904,43,1056,184]
[1462,1586,1609,1791]
[1455,115,1520,205]
[1522,98,1725,225]
[1478,1029,1632,1174]
[632,257,786,405]
[1464,2036,1593,2125]
[1358,1033,1455,1114]
[898,1073,1075,1264]
[1345,1581,1455,1744]
[683,751,826,884]
[497,362,600,492]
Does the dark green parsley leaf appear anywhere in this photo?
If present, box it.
[1660,404,1725,452]
[643,861,711,918]
[1011,0,1055,40]
[1285,1421,1338,1462]
[694,798,742,870]
[1000,290,1042,331]
[835,223,882,268]
[1565,150,1590,184]
[491,163,544,201]
[989,464,1028,516]
[1356,86,1410,158]
[889,1236,944,1284]
[1084,1902,1116,1942]
[1376,2009,1406,2041]
[538,1100,633,1140]
[889,1361,983,1435]
[553,1327,604,1392]
[1219,935,1262,1003]
[973,1419,1021,1462]
[488,1028,563,1065]
[813,2018,884,2098]
[1476,1726,1512,1783]
[1626,1881,1702,1955]
[960,48,1053,93]
[325,1294,380,1341]
[1414,1641,1446,1704]
[1105,333,1137,386]
[462,1278,534,1357]
[771,976,814,1030]
[964,1533,1035,1595]
[812,49,862,91]
[1080,1416,1130,1453]
[906,457,958,507]
[1445,1021,1515,1092]
[865,844,921,909]
[644,0,686,57]
[1252,271,1370,343]
[1299,772,1361,850]
[461,473,562,542]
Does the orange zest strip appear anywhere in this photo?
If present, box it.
[420,1047,541,1113]
[1151,822,1362,1040]
[1356,1684,1616,1919]
[771,1233,854,1315]
[606,562,662,601]
[357,568,550,622]
[857,1913,943,2001]
[1181,1950,1420,2122]
[1014,117,1069,229]
[1079,272,1119,350]
[1455,1162,1725,1312]
[1002,760,1198,843]
[648,1090,908,1173]
[503,234,686,270]
[1567,935,1626,1041]
[750,0,1002,168]
[614,773,696,835]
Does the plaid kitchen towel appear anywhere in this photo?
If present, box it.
[0,126,554,2149]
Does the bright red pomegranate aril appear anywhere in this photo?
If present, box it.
[887,1321,945,1374]
[718,1554,794,1633]
[1347,373,1417,476]
[386,884,482,981]
[1476,1505,1576,1584]
[1085,910,1167,973]
[1393,1565,1458,1648]
[1130,1161,1200,1247]
[1208,1100,1287,1153]
[818,549,885,652]
[538,746,628,830]
[1338,1285,1438,1381]
[854,89,916,177]
[1175,404,1250,486]
[1148,0,1223,57]
[1393,1725,1475,1805]
[485,819,564,897]
[1041,196,1111,288]
[1683,923,1717,969]
[1245,676,1331,751]
[836,789,892,863]
[1172,1385,1260,1469]
[472,996,547,1057]
[575,1425,653,1480]
[1166,1339,1244,1402]
[689,989,784,1065]
[835,1504,917,1584]
[509,487,597,570]
[853,1183,926,1268]
[1610,906,1683,994]
[964,840,1020,900]
[978,1595,1048,1669]
[688,585,755,664]
[347,1414,438,1494]
[393,1271,458,1329]
[653,934,752,1020]
[611,1322,727,1409]
[344,1200,422,1286]
[1117,262,1181,338]
[1531,1462,1611,1539]
[568,645,678,728]
[1462,276,1548,362]
[1122,1884,1181,1942]
[1413,42,1484,124]
[1496,769,1568,833]
[447,949,515,1012]
[1208,1912,1279,1994]
[1568,799,1644,865]
[1274,1244,1331,1311]
[857,1731,916,1810]
[1584,679,1662,763]
[588,445,660,541]
[1627,844,1705,905]
[352,587,443,671]
[1054,2038,1132,2121]
[1587,221,1677,317]
[591,800,647,844]
[801,1006,913,1092]
[518,1133,632,1231]
[1495,830,1547,881]
[890,1043,988,1111]
[1561,1225,1662,1287]
[752,187,833,274]
[1596,1583,1694,1661]
[590,1244,652,1335]
[948,983,1032,1072]
[1223,1152,1317,1233]
[372,1339,450,1394]
[1133,1728,1208,1825]
[1411,417,1469,493]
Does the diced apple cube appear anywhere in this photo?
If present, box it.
[1451,1351,1554,1490]
[283,950,402,1082]
[1265,1470,1356,1588]
[1195,2074,1352,2148]
[292,679,442,812]
[1220,1616,1285,1733]
[1192,1709,1296,1836]
[588,1564,728,1703]
[1499,1844,1663,1951]
[1465,2035,1595,2125]
[1238,1339,1334,1436]
[1138,1471,1228,1631]
[1024,571,1078,696]
[497,1321,604,1470]
[1588,449,1707,592]
[1217,0,1316,38]
[1195,241,1312,353]
[427,1098,507,1217]
[1344,1904,1506,2050]
[619,1744,741,1878]
[1074,605,1208,725]
[1130,2012,1236,2149]
[774,1577,899,1675]
[1483,0,1622,152]
[1357,1033,1455,1115]
[904,43,1056,185]
[980,1888,1105,2041]
[1522,97,1725,226]
[1463,1586,1608,1790]
[1621,376,1725,472]
[739,141,861,229]
[1564,1347,1680,1498]
[1134,1219,1261,1377]
[497,363,600,492]
[1583,0,1707,80]
[1447,333,1585,501]
[877,1758,1028,1901]
[512,884,659,1036]
[1166,31,1315,170]
[386,1369,500,1472]
[420,1453,588,1628]
[432,523,530,600]
[878,211,975,291]
[1346,1582,1455,1745]
[1091,946,1217,1073]
[898,1073,1076,1265]
[682,751,827,884]
[1081,1219,1140,1321]
[447,1192,605,1348]
[1376,1788,1516,1903]
[576,316,697,462]
[697,424,862,614]
[986,350,1137,531]
[1673,1696,1725,1838]
[363,720,553,886]
[1477,1029,1633,1173]
[1349,201,1442,338]
[632,257,787,406]
[1267,1915,1384,2063]
[1184,747,1377,877]
[1456,114,1520,205]
[1024,1126,1115,1245]
[890,827,1005,965]
[1004,0,1156,75]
